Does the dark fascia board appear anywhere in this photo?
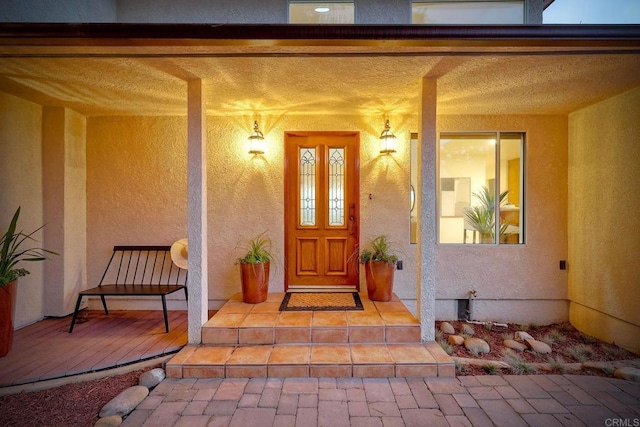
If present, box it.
[543,0,555,10]
[1,23,639,45]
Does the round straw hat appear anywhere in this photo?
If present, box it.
[170,238,188,269]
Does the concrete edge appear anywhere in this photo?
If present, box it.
[0,355,172,397]
[453,356,640,373]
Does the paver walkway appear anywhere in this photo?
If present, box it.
[121,374,639,426]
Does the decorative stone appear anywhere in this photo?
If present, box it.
[503,339,527,352]
[94,415,123,427]
[464,337,490,354]
[515,331,534,341]
[525,339,552,354]
[99,386,149,418]
[139,368,165,389]
[440,322,455,334]
[448,335,465,346]
[614,367,640,382]
[461,324,475,336]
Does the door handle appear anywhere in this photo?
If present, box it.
[349,203,356,235]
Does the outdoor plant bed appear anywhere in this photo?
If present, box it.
[436,320,639,377]
[0,368,151,427]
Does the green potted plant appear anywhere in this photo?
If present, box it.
[464,186,510,244]
[1,207,56,357]
[237,233,273,304]
[359,235,398,302]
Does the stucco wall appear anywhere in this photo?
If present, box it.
[86,116,188,310]
[568,87,640,354]
[0,0,116,22]
[0,93,45,328]
[2,0,544,24]
[86,112,568,327]
[434,115,569,325]
[117,0,287,23]
[86,114,415,309]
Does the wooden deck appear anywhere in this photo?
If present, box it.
[0,310,191,388]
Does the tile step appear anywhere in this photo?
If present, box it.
[202,324,422,345]
[202,292,422,345]
[165,342,454,379]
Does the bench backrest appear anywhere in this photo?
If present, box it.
[99,245,187,287]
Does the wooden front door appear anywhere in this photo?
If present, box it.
[285,132,359,290]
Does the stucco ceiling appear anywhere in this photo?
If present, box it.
[1,51,639,117]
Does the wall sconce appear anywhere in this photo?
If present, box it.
[379,119,397,154]
[248,121,265,155]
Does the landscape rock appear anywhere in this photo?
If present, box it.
[440,322,455,334]
[461,324,475,336]
[614,367,640,382]
[139,368,165,389]
[503,339,527,352]
[99,386,149,418]
[525,339,552,354]
[515,331,534,341]
[94,415,123,427]
[464,337,490,354]
[448,335,465,346]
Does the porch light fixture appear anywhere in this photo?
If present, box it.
[379,119,397,154]
[248,121,265,155]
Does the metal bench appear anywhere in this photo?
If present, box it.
[69,245,188,333]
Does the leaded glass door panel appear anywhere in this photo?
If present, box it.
[285,132,359,289]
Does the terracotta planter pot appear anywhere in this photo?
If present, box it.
[364,261,395,302]
[240,261,270,304]
[0,280,17,357]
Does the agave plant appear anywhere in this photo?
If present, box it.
[464,186,510,243]
[1,207,56,287]
[359,235,398,265]
[237,232,273,264]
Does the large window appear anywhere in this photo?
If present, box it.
[412,1,525,24]
[289,1,355,24]
[439,132,525,245]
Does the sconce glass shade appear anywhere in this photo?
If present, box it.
[379,119,397,154]
[248,121,265,155]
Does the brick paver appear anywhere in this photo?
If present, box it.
[121,374,640,426]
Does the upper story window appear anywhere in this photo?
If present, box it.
[289,1,355,24]
[413,1,525,24]
[439,132,525,245]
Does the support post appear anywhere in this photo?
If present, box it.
[418,77,437,342]
[187,79,208,344]
[42,107,87,317]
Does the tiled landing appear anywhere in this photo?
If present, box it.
[166,292,454,379]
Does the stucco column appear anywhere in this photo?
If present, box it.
[418,78,437,341]
[42,107,87,317]
[187,79,208,344]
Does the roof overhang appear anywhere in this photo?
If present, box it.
[1,23,640,53]
[1,23,639,117]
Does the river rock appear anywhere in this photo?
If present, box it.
[525,339,552,354]
[461,324,475,336]
[139,368,165,389]
[503,339,527,352]
[99,386,149,418]
[614,367,640,382]
[448,335,465,346]
[515,331,534,341]
[464,337,490,354]
[94,415,123,427]
[440,322,455,334]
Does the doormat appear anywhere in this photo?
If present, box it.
[279,292,364,311]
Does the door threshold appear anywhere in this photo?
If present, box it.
[287,285,358,293]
